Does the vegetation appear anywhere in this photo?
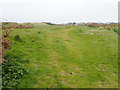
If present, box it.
[1,23,32,88]
[2,53,29,88]
[2,22,118,88]
[2,22,34,30]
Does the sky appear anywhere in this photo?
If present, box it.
[1,0,119,24]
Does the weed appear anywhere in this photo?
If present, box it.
[2,53,29,88]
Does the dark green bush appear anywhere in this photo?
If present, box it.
[112,28,118,33]
[45,22,56,25]
[38,31,41,34]
[14,35,22,42]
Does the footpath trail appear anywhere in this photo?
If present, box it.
[44,27,82,88]
[16,24,118,88]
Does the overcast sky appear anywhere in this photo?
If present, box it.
[1,0,119,24]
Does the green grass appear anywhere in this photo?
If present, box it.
[6,23,118,88]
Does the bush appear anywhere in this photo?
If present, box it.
[87,23,100,28]
[38,31,41,34]
[45,22,56,25]
[112,28,118,33]
[2,22,34,30]
[14,35,22,42]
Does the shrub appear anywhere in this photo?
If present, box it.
[1,29,12,63]
[2,22,34,30]
[112,28,118,34]
[45,22,56,25]
[14,35,22,42]
[38,31,41,34]
[113,28,118,32]
[87,23,100,28]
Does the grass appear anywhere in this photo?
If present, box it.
[6,23,118,88]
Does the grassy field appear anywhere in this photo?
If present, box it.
[6,23,118,88]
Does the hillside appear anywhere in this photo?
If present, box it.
[3,23,118,88]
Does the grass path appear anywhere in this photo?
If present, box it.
[45,27,80,87]
[7,24,118,88]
